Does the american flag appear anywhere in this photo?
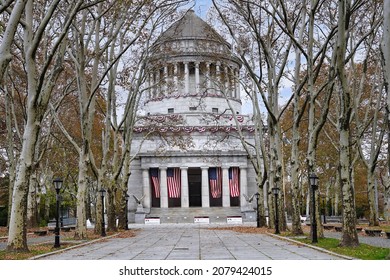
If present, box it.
[209,167,222,198]
[229,167,240,197]
[150,168,160,198]
[167,168,181,198]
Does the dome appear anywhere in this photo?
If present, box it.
[145,9,242,117]
[154,10,230,48]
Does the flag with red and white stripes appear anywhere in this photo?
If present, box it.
[167,168,181,198]
[209,167,222,198]
[150,168,160,198]
[229,167,240,197]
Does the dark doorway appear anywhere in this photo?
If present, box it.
[188,168,202,207]
[210,194,222,207]
[230,196,240,207]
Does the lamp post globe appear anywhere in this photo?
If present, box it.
[53,178,63,248]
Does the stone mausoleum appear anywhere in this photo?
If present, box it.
[127,10,258,224]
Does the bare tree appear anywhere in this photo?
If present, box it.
[383,0,390,222]
[6,0,84,252]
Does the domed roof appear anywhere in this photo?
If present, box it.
[154,10,230,48]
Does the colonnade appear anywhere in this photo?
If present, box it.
[141,166,247,209]
[147,61,240,99]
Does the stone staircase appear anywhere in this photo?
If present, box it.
[145,207,255,224]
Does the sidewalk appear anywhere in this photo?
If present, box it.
[34,224,347,260]
[2,224,388,260]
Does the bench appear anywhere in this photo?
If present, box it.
[48,217,77,231]
[33,230,47,236]
[335,226,342,232]
[323,225,335,230]
[364,229,382,237]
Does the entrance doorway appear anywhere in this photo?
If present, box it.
[188,168,201,207]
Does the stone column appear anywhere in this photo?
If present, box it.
[156,69,160,97]
[195,62,200,94]
[174,63,178,94]
[239,167,248,210]
[184,62,189,95]
[142,168,151,209]
[235,68,240,99]
[225,66,230,97]
[206,62,211,94]
[149,72,154,98]
[163,65,168,95]
[222,166,230,207]
[160,167,168,208]
[181,167,189,208]
[201,167,210,208]
[216,62,221,95]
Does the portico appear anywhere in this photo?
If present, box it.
[138,152,249,211]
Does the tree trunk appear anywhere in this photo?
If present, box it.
[74,152,88,239]
[7,121,39,251]
[107,188,117,232]
[336,0,359,247]
[339,129,359,247]
[383,0,390,224]
[367,171,379,226]
[383,0,390,93]
[117,188,127,230]
[27,174,38,228]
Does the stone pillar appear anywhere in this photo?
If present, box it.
[174,63,178,94]
[201,167,210,208]
[235,68,240,99]
[222,166,230,207]
[149,72,154,98]
[163,65,168,95]
[206,62,211,94]
[239,167,248,210]
[184,62,189,95]
[156,69,160,96]
[142,168,151,209]
[225,66,230,97]
[181,167,189,208]
[216,62,221,95]
[195,62,200,94]
[160,167,168,208]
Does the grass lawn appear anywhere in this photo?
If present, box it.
[295,237,390,260]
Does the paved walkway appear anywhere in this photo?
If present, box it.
[36,224,345,260]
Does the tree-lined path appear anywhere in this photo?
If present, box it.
[36,225,345,260]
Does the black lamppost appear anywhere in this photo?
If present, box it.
[272,187,280,234]
[254,192,260,228]
[99,188,106,237]
[309,173,319,243]
[125,194,129,230]
[53,178,63,248]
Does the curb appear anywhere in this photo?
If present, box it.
[29,233,120,260]
[265,232,355,260]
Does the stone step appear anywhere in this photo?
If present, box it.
[145,207,252,224]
